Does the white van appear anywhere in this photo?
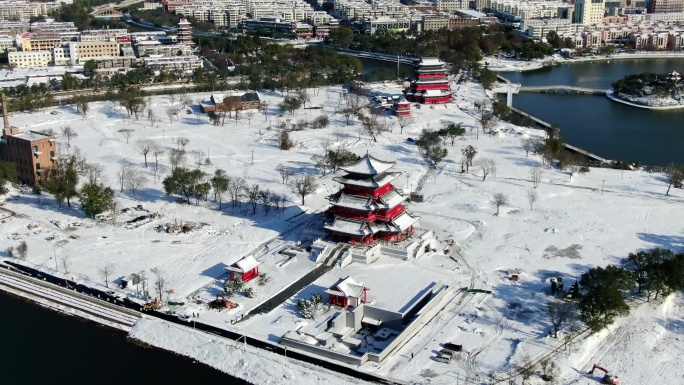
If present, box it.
[434,353,452,364]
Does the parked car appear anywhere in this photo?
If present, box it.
[434,353,452,364]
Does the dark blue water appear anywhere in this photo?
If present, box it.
[0,291,252,385]
[500,58,684,166]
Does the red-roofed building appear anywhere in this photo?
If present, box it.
[324,276,369,308]
[325,153,420,244]
[225,255,261,282]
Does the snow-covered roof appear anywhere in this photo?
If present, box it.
[329,276,366,298]
[419,57,444,66]
[324,218,374,236]
[334,194,374,211]
[225,255,261,273]
[414,78,450,84]
[333,172,401,188]
[391,211,420,231]
[339,153,396,176]
[377,190,406,210]
[423,89,451,97]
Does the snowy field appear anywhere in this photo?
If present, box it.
[2,81,683,385]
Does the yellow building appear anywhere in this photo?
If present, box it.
[68,41,120,64]
[21,36,61,51]
[8,50,52,68]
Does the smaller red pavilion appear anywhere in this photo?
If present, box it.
[392,100,411,116]
[324,276,369,308]
[225,255,261,282]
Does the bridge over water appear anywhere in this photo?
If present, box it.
[518,85,609,95]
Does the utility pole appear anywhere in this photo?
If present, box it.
[601,180,605,194]
[397,54,400,79]
[251,150,254,165]
[406,174,410,190]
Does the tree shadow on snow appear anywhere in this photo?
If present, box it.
[636,233,684,252]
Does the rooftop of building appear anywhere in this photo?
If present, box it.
[7,129,55,142]
[339,153,396,176]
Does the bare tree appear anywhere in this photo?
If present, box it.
[99,262,115,288]
[174,137,189,150]
[152,144,164,171]
[126,169,147,200]
[493,193,508,215]
[227,176,246,207]
[136,139,154,167]
[665,163,684,196]
[276,164,295,184]
[547,298,572,338]
[81,162,105,185]
[521,137,536,157]
[476,158,496,181]
[61,126,78,149]
[59,255,71,274]
[259,189,272,215]
[150,267,167,302]
[260,101,270,121]
[148,109,156,127]
[245,184,260,214]
[478,112,495,138]
[192,150,206,168]
[116,162,131,192]
[16,241,27,260]
[119,129,134,144]
[245,111,255,125]
[108,198,119,225]
[291,174,318,205]
[168,149,186,172]
[531,168,543,188]
[166,106,176,123]
[527,190,538,210]
[397,115,414,134]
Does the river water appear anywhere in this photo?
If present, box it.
[0,292,251,384]
[499,58,684,166]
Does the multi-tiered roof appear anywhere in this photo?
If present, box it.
[405,57,452,104]
[325,154,419,245]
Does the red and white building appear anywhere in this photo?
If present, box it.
[405,57,452,104]
[225,255,261,282]
[325,153,420,244]
[324,276,368,308]
[392,100,411,116]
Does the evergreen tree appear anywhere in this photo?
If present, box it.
[43,156,79,207]
[0,161,18,193]
[79,183,114,218]
[162,167,206,204]
[578,266,630,332]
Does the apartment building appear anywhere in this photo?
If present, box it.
[361,18,412,34]
[0,1,60,21]
[21,37,62,51]
[0,36,15,51]
[1,127,57,186]
[0,21,29,34]
[486,0,572,21]
[9,50,53,68]
[574,0,606,25]
[137,44,193,57]
[436,0,469,13]
[648,0,684,13]
[520,17,583,38]
[67,41,120,64]
[143,55,203,71]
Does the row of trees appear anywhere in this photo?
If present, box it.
[416,122,466,165]
[553,248,684,333]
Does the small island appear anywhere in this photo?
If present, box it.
[608,71,684,109]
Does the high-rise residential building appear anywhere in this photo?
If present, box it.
[573,0,606,25]
[648,0,684,13]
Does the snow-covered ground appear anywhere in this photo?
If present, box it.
[2,81,683,384]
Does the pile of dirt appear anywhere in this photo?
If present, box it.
[154,221,209,234]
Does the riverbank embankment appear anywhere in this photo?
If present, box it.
[487,51,684,72]
[606,90,684,110]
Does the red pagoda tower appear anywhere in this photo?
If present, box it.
[325,153,420,245]
[392,100,411,116]
[405,57,452,104]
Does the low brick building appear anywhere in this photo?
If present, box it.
[200,91,261,113]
